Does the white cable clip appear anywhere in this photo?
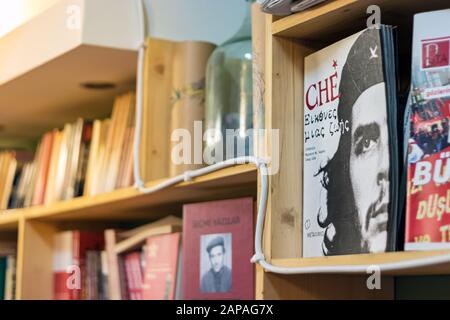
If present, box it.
[138,42,147,50]
[254,157,270,168]
[251,252,265,264]
[134,180,145,190]
[183,171,193,182]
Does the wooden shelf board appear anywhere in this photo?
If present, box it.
[2,165,257,223]
[0,213,21,231]
[271,250,450,276]
[271,0,449,40]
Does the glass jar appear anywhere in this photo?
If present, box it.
[204,0,254,164]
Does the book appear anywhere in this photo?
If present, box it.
[53,231,104,300]
[4,255,16,300]
[0,152,17,210]
[142,233,181,300]
[405,9,450,250]
[0,257,6,300]
[93,93,136,195]
[85,250,101,300]
[31,132,54,206]
[104,216,182,300]
[84,119,110,196]
[291,0,326,13]
[123,251,143,300]
[99,250,109,300]
[259,0,324,15]
[182,197,254,300]
[1,90,137,210]
[74,121,93,197]
[303,27,399,257]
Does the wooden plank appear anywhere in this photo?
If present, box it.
[267,35,313,260]
[272,0,449,39]
[260,271,394,299]
[18,220,57,299]
[0,213,21,231]
[0,165,256,222]
[252,2,267,158]
[272,250,450,276]
[141,38,176,182]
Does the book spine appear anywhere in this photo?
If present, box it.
[75,122,93,197]
[124,252,143,300]
[4,255,16,300]
[72,230,81,300]
[53,231,74,300]
[85,251,100,300]
[0,257,6,300]
[100,250,109,300]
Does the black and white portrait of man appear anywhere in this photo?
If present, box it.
[316,30,392,256]
[200,233,232,293]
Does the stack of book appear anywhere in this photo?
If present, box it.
[51,197,256,300]
[4,92,135,210]
[53,216,182,300]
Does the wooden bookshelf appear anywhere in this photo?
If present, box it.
[2,0,450,301]
[4,164,257,222]
[258,0,450,300]
[3,165,256,300]
[272,0,448,39]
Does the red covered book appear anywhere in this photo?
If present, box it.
[182,197,254,300]
[142,233,181,300]
[53,231,104,300]
[123,252,144,300]
[405,10,450,250]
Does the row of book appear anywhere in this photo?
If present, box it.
[53,197,254,300]
[303,9,450,257]
[2,92,135,210]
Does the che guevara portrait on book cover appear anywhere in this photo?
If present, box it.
[303,29,396,257]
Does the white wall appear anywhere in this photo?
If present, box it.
[0,0,248,45]
[145,0,247,44]
[0,0,59,37]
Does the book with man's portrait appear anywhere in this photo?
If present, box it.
[303,27,399,257]
[182,197,254,300]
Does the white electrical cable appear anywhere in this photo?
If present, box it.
[133,0,450,276]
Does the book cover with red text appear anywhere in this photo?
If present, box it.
[53,231,104,300]
[406,9,450,250]
[142,233,181,300]
[123,251,143,300]
[182,197,254,300]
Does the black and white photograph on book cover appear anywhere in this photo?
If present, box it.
[200,233,233,294]
[303,28,397,257]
